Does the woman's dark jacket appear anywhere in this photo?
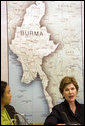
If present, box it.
[44,100,84,125]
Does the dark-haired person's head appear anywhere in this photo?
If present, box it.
[1,81,12,106]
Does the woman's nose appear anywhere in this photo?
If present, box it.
[69,89,73,94]
[10,93,12,97]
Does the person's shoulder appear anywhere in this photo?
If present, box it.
[79,103,84,107]
[5,104,15,109]
[5,104,16,113]
[52,101,65,111]
[76,100,84,107]
[79,103,84,109]
[76,100,84,111]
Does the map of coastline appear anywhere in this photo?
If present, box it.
[7,1,84,120]
[9,1,60,111]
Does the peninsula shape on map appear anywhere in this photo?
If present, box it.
[9,1,60,112]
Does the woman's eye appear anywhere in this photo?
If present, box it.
[65,89,69,91]
[71,88,75,90]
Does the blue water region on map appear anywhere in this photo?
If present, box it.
[9,48,50,123]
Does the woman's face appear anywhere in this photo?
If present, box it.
[1,85,12,105]
[63,83,77,103]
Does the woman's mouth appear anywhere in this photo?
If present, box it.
[69,95,74,99]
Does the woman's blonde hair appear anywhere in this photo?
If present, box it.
[59,76,79,95]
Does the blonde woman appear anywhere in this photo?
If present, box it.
[44,76,84,125]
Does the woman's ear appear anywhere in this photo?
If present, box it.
[63,96,65,99]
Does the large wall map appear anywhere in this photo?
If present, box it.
[4,1,84,123]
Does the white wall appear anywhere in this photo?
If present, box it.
[1,1,8,82]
